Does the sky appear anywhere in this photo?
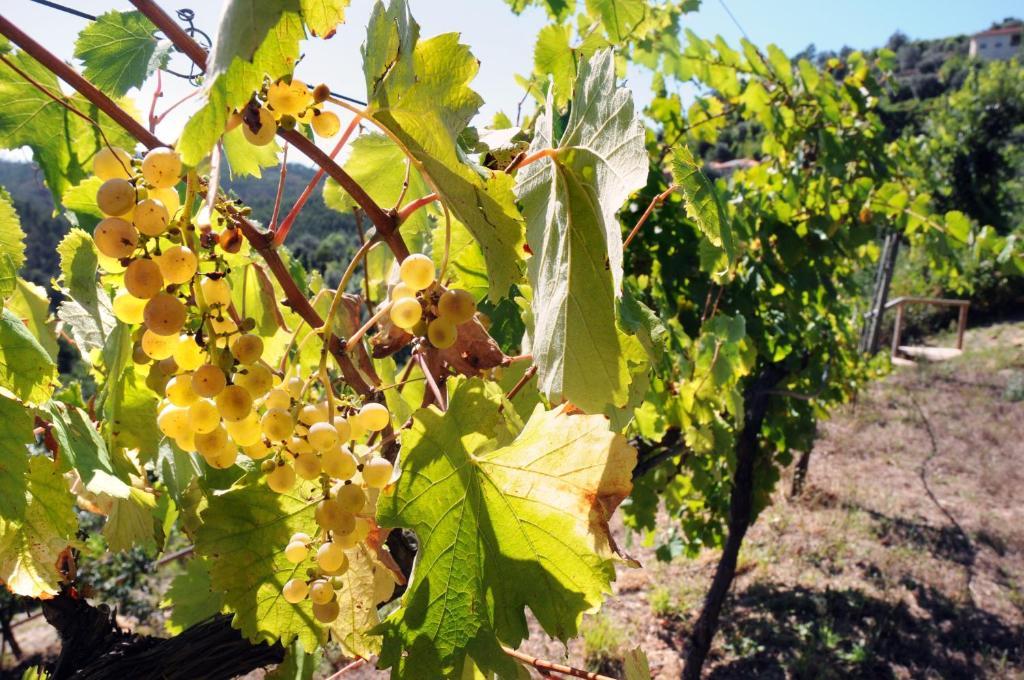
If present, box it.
[1,0,1021,164]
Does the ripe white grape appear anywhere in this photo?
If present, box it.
[345,415,366,442]
[216,384,253,422]
[93,146,132,180]
[133,198,169,236]
[298,403,328,426]
[243,107,278,146]
[173,334,204,371]
[362,457,394,488]
[195,425,230,459]
[316,499,355,534]
[156,246,198,285]
[124,258,164,299]
[192,364,227,398]
[294,450,322,480]
[437,289,477,324]
[141,328,176,360]
[261,408,294,441]
[390,282,415,300]
[96,178,136,217]
[208,445,238,469]
[311,598,340,623]
[175,428,196,453]
[150,187,180,216]
[265,388,291,411]
[209,314,238,336]
[390,297,422,330]
[309,579,334,605]
[307,422,339,452]
[321,445,358,480]
[243,439,272,460]
[94,217,138,259]
[143,293,186,336]
[335,483,366,514]
[225,411,261,447]
[267,79,311,116]
[285,376,304,399]
[165,373,198,407]
[267,462,296,493]
[157,405,190,439]
[188,399,220,434]
[316,542,347,573]
[399,253,435,291]
[311,110,341,137]
[289,436,314,455]
[358,403,390,432]
[284,540,308,564]
[427,318,458,349]
[235,364,274,398]
[230,334,263,364]
[282,578,308,604]
[112,291,146,324]
[201,276,232,307]
[141,147,182,189]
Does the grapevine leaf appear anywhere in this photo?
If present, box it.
[0,308,58,404]
[42,401,132,499]
[74,11,170,97]
[161,557,224,635]
[267,642,320,680]
[623,647,651,680]
[328,544,393,658]
[585,0,646,43]
[103,487,157,553]
[300,0,350,37]
[0,455,77,598]
[0,187,25,273]
[57,295,116,359]
[157,440,202,510]
[194,476,323,651]
[377,378,636,678]
[207,0,301,83]
[362,0,525,299]
[0,256,15,302]
[222,125,282,178]
[7,279,58,361]
[0,395,33,507]
[61,177,106,231]
[671,146,734,259]
[111,365,161,459]
[514,49,647,412]
[57,228,100,308]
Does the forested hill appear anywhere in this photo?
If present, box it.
[0,159,359,293]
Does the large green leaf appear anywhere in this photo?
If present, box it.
[671,146,734,259]
[222,125,282,178]
[514,49,647,412]
[161,557,225,634]
[43,402,132,498]
[0,454,77,598]
[300,0,350,36]
[377,378,636,678]
[103,487,157,552]
[585,0,646,43]
[7,279,58,361]
[56,230,115,359]
[362,0,525,299]
[0,188,25,274]
[74,10,169,96]
[0,308,57,404]
[61,177,105,232]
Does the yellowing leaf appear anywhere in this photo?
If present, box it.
[377,378,636,678]
[0,308,58,404]
[300,0,350,36]
[328,543,395,658]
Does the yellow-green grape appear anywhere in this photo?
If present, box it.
[236,364,274,399]
[175,428,196,453]
[315,499,355,534]
[307,422,339,452]
[286,376,304,399]
[298,403,328,426]
[345,415,366,442]
[165,373,198,407]
[93,146,132,181]
[312,598,340,623]
[267,79,312,116]
[150,187,180,216]
[215,384,253,422]
[261,408,294,441]
[143,293,186,336]
[321,445,357,480]
[230,334,263,364]
[209,445,238,469]
[332,417,351,442]
[316,542,347,573]
[399,253,435,291]
[192,364,227,398]
[243,107,277,146]
[96,178,135,217]
[358,403,390,432]
[362,457,394,489]
[157,405,190,439]
[93,217,138,259]
[133,198,169,236]
[427,318,458,349]
[209,314,238,336]
[284,540,308,564]
[265,388,291,411]
[173,334,204,371]
[124,258,164,299]
[141,328,176,360]
[282,578,308,604]
[289,436,314,455]
[390,282,415,300]
[112,291,146,324]
[141,147,182,189]
[335,483,366,514]
[243,439,272,460]
[267,462,297,493]
[225,411,261,447]
[201,276,231,307]
[390,297,422,330]
[294,450,322,480]
[188,399,220,434]
[309,579,334,605]
[311,110,341,137]
[156,246,198,285]
[195,425,230,459]
[437,289,477,324]
[353,517,371,542]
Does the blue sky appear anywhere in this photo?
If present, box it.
[1,0,1021,161]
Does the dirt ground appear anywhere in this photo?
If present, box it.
[4,321,1023,679]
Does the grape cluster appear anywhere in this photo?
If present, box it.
[389,254,478,349]
[230,79,341,146]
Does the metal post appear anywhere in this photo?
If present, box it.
[956,305,969,350]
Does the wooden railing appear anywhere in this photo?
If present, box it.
[885,296,971,361]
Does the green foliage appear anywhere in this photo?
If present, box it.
[74,11,169,96]
[0,308,57,404]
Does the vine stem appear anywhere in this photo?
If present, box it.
[323,658,365,679]
[505,146,558,172]
[268,142,289,231]
[501,647,615,680]
[396,192,438,224]
[343,301,393,353]
[623,184,678,249]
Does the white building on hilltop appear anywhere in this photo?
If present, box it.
[969,25,1022,61]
